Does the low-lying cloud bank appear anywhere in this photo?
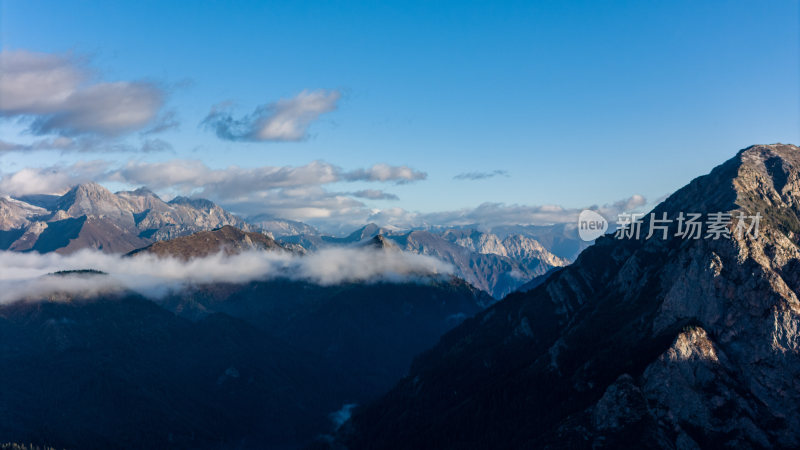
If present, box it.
[0,248,454,304]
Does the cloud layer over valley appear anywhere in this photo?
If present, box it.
[0,247,454,304]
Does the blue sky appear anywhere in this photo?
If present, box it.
[0,0,798,231]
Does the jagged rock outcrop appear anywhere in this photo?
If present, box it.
[333,144,800,449]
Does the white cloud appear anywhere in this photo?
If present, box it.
[107,160,424,198]
[0,136,75,152]
[30,82,164,136]
[111,159,342,195]
[0,51,82,112]
[220,186,369,221]
[0,50,168,138]
[453,170,509,181]
[141,110,180,135]
[0,136,173,154]
[0,160,111,195]
[0,160,424,197]
[350,189,399,200]
[343,163,427,184]
[202,90,341,142]
[0,247,454,304]
[364,195,649,230]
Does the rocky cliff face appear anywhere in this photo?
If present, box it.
[334,144,800,449]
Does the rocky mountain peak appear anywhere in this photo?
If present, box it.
[66,181,114,198]
[1,183,254,254]
[361,234,400,251]
[346,223,384,241]
[54,182,132,220]
[655,144,799,216]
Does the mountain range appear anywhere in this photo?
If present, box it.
[1,183,250,254]
[0,184,571,298]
